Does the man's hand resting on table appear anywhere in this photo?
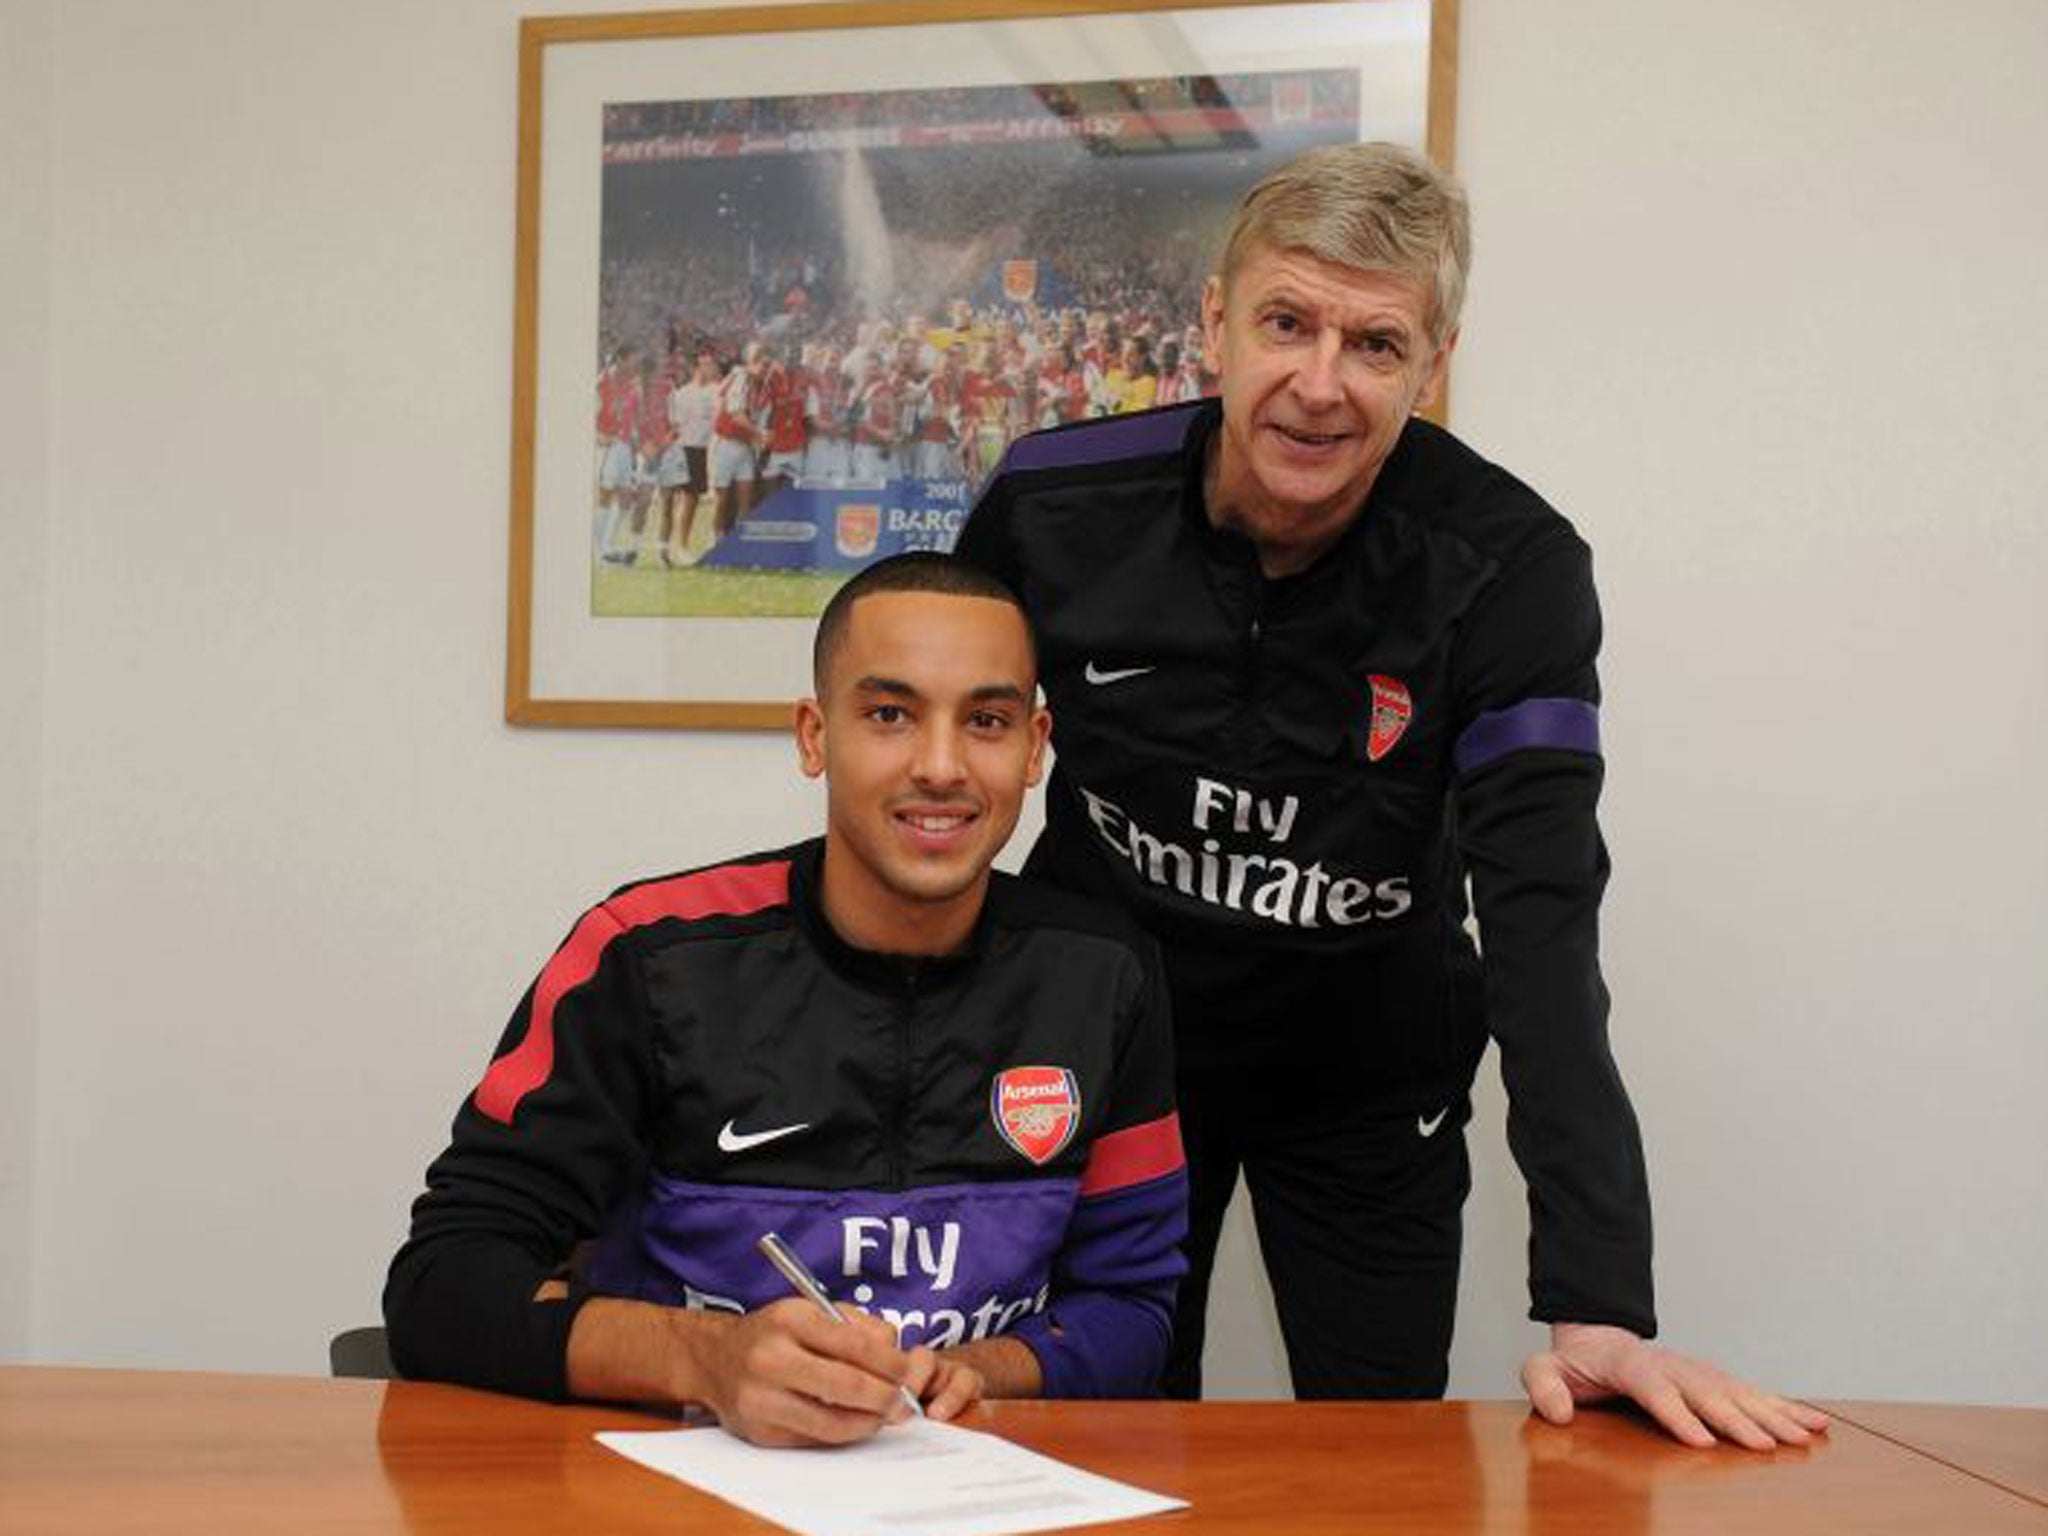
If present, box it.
[1522,1322,1831,1450]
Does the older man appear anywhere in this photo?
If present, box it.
[957,142,1826,1449]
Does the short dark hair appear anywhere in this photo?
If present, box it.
[811,552,1033,692]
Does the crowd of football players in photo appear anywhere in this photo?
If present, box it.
[592,273,1223,571]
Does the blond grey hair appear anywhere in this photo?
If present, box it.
[1217,143,1471,344]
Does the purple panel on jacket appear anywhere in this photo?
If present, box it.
[1454,697,1601,777]
[584,1175,1077,1351]
[998,406,1200,474]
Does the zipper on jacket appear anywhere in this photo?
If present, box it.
[890,965,919,1189]
[1235,573,1268,756]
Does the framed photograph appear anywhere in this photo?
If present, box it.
[507,0,1458,729]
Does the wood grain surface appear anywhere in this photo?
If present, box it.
[5,1367,2047,1535]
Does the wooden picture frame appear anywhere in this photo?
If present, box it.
[507,0,1458,729]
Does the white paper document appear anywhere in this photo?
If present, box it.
[597,1416,1188,1536]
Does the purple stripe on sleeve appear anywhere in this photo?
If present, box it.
[999,405,1201,474]
[1454,697,1602,777]
[1008,1170,1187,1398]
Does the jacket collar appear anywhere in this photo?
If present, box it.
[789,837,993,993]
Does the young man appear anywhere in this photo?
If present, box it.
[624,355,675,566]
[663,350,719,564]
[708,342,768,539]
[593,347,643,563]
[850,360,903,483]
[957,142,1827,1449]
[385,555,1188,1448]
[908,345,967,482]
[757,346,810,501]
[801,343,854,484]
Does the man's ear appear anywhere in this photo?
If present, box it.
[1024,705,1052,789]
[1200,275,1227,372]
[1415,325,1459,414]
[794,696,827,779]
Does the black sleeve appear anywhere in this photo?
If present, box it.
[953,468,1017,586]
[1451,533,1657,1338]
[1103,932,1182,1134]
[383,903,654,1399]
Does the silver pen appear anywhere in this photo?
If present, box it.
[757,1230,925,1418]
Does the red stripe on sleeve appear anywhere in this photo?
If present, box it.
[1078,1111,1184,1198]
[474,904,622,1125]
[472,860,791,1125]
[603,860,790,931]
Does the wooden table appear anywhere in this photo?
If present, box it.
[1824,1399,2048,1510]
[3,1366,2045,1534]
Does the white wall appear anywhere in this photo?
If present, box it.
[16,0,2047,1405]
[0,0,54,1362]
[1451,0,2048,1403]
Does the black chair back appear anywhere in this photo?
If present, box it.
[329,1325,394,1379]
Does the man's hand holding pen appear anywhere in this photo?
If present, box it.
[683,1299,985,1448]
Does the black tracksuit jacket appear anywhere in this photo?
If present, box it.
[385,841,1189,1400]
[957,399,1655,1336]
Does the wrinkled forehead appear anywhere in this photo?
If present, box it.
[1221,242,1433,327]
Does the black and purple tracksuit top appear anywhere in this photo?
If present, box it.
[958,400,1656,1339]
[385,839,1189,1402]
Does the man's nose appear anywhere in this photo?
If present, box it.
[912,721,967,788]
[1290,333,1345,407]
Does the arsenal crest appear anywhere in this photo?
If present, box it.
[1366,674,1413,762]
[991,1066,1080,1166]
[835,503,881,559]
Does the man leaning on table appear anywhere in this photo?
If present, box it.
[956,142,1830,1450]
[385,553,1189,1447]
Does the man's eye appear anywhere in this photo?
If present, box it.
[1260,313,1302,339]
[968,710,1012,732]
[869,704,908,725]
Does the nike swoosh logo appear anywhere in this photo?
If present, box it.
[1416,1107,1450,1138]
[1084,662,1157,685]
[717,1119,811,1154]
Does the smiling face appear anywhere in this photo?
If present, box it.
[796,590,1049,955]
[1202,243,1455,576]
